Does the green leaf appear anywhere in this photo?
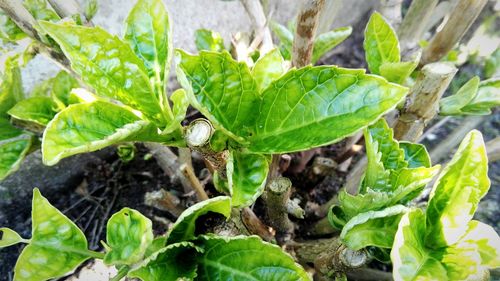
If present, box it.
[0,10,27,42]
[363,124,390,192]
[341,205,407,250]
[166,196,231,244]
[460,77,500,115]
[124,0,172,104]
[456,220,500,268]
[196,235,310,281]
[389,165,441,203]
[0,227,24,248]
[14,188,91,281]
[8,96,58,126]
[104,208,153,265]
[391,209,448,281]
[399,142,431,168]
[0,134,32,181]
[439,76,480,115]
[128,242,202,281]
[248,67,408,153]
[379,61,418,84]
[194,29,225,52]
[367,118,407,171]
[425,130,490,248]
[312,26,352,64]
[0,118,23,140]
[227,150,269,207]
[83,0,98,20]
[0,55,24,117]
[42,101,163,165]
[176,50,259,141]
[162,88,189,134]
[337,189,391,219]
[440,240,484,280]
[364,12,400,75]
[252,48,285,92]
[39,21,166,125]
[144,236,167,258]
[23,0,59,21]
[270,21,293,58]
[50,71,79,107]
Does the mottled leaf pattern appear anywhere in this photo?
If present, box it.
[252,48,285,92]
[0,134,32,181]
[104,208,153,265]
[425,130,490,248]
[0,55,24,117]
[42,101,163,165]
[227,151,269,207]
[194,29,225,52]
[0,227,23,248]
[14,189,90,281]
[399,142,431,168]
[39,21,166,125]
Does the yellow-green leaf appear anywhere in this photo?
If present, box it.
[14,188,90,281]
[104,208,153,265]
[364,12,400,74]
[0,227,24,248]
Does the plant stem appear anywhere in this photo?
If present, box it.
[47,0,89,25]
[240,0,273,55]
[397,0,438,53]
[0,0,43,41]
[180,163,209,201]
[379,0,403,28]
[185,118,228,178]
[292,0,325,68]
[262,177,294,244]
[110,265,129,281]
[84,249,105,259]
[420,0,488,65]
[393,62,457,142]
[144,142,193,194]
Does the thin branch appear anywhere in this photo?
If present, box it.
[394,62,457,142]
[0,0,42,40]
[429,116,486,163]
[379,0,403,29]
[144,189,185,217]
[421,0,488,65]
[47,0,90,25]
[292,0,325,68]
[240,0,273,55]
[486,136,500,163]
[397,0,438,53]
[317,0,342,34]
[180,163,209,201]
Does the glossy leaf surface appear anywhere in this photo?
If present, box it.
[439,76,479,115]
[0,227,23,248]
[341,205,407,250]
[42,101,160,165]
[312,26,352,63]
[252,48,285,92]
[104,208,153,265]
[364,12,400,74]
[162,88,189,134]
[197,235,310,281]
[228,151,269,207]
[425,130,490,248]
[457,220,500,268]
[0,56,24,117]
[248,66,407,153]
[8,97,58,126]
[399,142,431,168]
[128,242,202,281]
[391,209,447,281]
[39,21,165,125]
[176,50,259,140]
[14,188,90,281]
[0,118,23,141]
[194,29,225,52]
[125,0,172,99]
[0,135,32,181]
[379,61,417,84]
[166,196,231,244]
[49,71,79,107]
[460,78,500,115]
